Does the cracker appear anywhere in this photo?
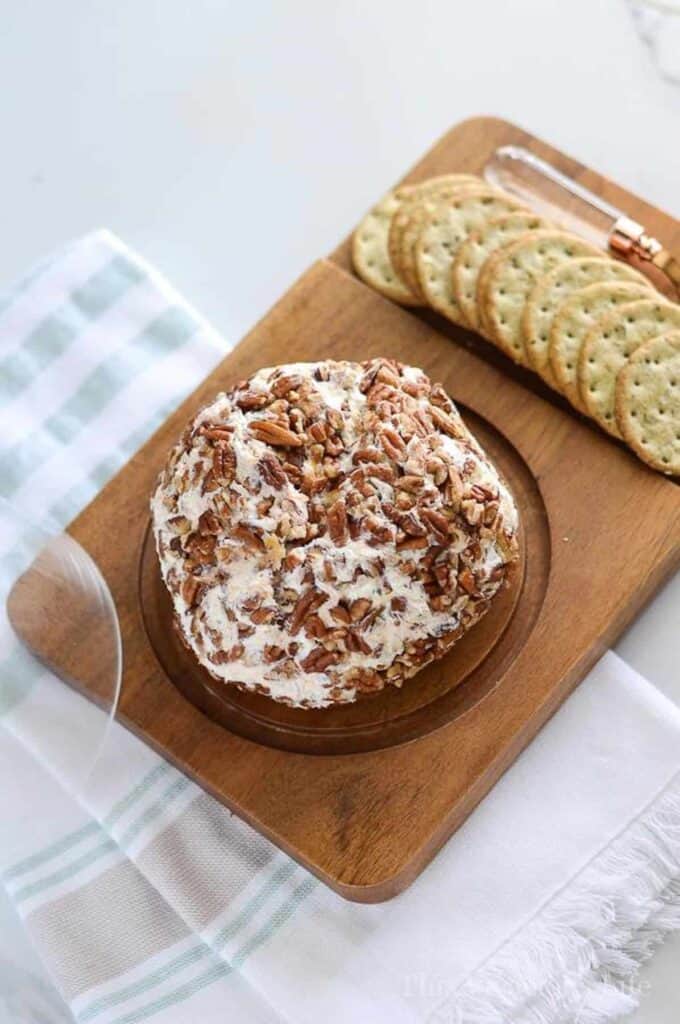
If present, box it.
[478,231,602,365]
[386,174,480,297]
[615,330,680,475]
[522,257,651,388]
[352,188,422,305]
[579,299,680,438]
[414,190,524,324]
[549,281,653,408]
[452,212,550,329]
[393,179,487,300]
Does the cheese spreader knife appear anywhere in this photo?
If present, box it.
[484,145,680,301]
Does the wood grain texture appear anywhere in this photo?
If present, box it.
[8,117,680,902]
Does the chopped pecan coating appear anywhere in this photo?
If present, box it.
[152,359,519,708]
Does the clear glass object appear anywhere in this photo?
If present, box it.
[484,145,679,302]
[484,145,621,249]
[0,497,121,795]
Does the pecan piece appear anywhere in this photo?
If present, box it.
[201,470,219,494]
[199,425,233,441]
[181,576,204,608]
[354,669,383,693]
[397,474,424,493]
[236,391,268,410]
[290,587,327,635]
[308,421,327,443]
[349,597,371,622]
[209,642,244,665]
[300,647,340,673]
[282,462,303,486]
[345,629,372,655]
[483,501,500,527]
[232,525,264,552]
[434,563,450,590]
[469,483,495,502]
[381,427,406,458]
[430,405,462,438]
[324,436,344,457]
[412,408,433,436]
[250,420,304,447]
[348,515,362,541]
[212,443,236,481]
[364,518,393,544]
[448,466,464,502]
[397,535,429,552]
[366,463,395,483]
[391,596,407,612]
[259,452,287,489]
[327,409,344,431]
[375,364,401,387]
[398,511,427,537]
[458,568,477,594]
[429,384,451,408]
[330,604,351,625]
[271,373,303,398]
[304,614,328,639]
[461,500,483,526]
[168,515,191,534]
[353,447,383,464]
[426,457,449,486]
[395,491,415,510]
[401,379,429,398]
[186,531,216,562]
[421,508,450,543]
[250,606,275,625]
[264,645,284,663]
[365,382,398,407]
[327,497,349,546]
[198,510,221,535]
[359,363,380,393]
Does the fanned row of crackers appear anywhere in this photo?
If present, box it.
[352,174,680,475]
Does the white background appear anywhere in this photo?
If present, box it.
[0,0,678,1020]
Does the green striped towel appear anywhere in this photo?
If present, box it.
[1,232,680,1024]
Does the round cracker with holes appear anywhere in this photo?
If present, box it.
[386,175,481,299]
[579,299,680,438]
[523,257,652,388]
[549,281,653,409]
[478,231,602,365]
[352,188,424,305]
[452,212,551,329]
[413,190,525,324]
[615,330,680,475]
[392,179,488,300]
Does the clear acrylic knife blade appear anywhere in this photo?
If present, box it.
[484,145,625,249]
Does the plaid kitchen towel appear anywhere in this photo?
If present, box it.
[1,231,679,1024]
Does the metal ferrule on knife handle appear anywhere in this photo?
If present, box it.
[610,217,680,294]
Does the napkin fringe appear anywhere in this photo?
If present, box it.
[434,773,680,1024]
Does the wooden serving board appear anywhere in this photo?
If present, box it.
[9,117,680,902]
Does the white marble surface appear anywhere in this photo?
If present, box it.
[0,1,678,1019]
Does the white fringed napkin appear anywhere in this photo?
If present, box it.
[1,232,679,1024]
